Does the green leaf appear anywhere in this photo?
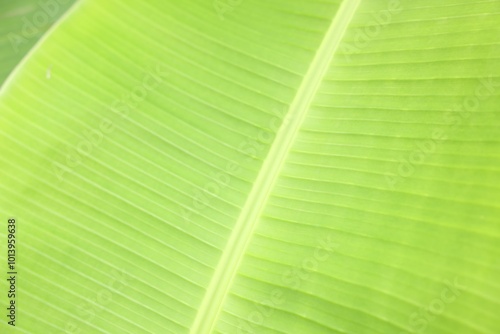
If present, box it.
[0,0,76,86]
[1,0,499,333]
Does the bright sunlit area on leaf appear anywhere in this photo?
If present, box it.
[0,0,499,333]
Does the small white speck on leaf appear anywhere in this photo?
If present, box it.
[46,65,52,80]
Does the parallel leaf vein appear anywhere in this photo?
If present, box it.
[190,1,361,332]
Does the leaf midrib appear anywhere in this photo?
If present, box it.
[190,1,361,332]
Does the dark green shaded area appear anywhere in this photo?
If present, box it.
[0,0,76,85]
